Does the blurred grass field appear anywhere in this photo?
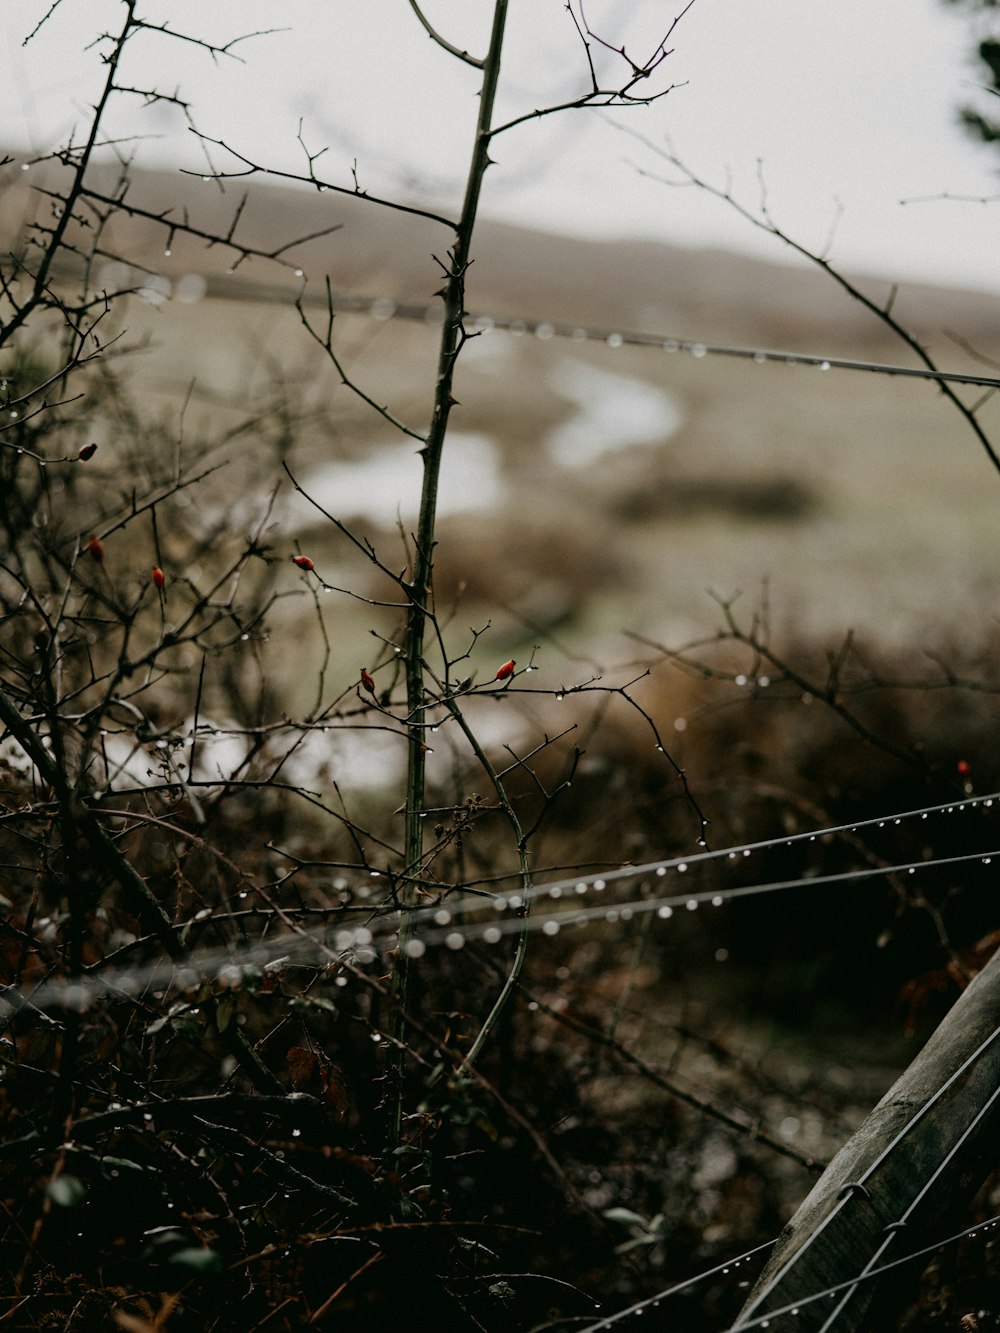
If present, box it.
[5,159,1000,724]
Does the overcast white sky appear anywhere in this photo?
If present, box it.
[4,0,999,292]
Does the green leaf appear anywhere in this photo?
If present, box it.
[142,1226,190,1252]
[146,1000,192,1036]
[215,995,236,1032]
[164,1246,224,1279]
[289,995,339,1015]
[100,1155,151,1179]
[603,1206,649,1228]
[47,1174,86,1207]
[456,1235,500,1262]
[614,1235,658,1255]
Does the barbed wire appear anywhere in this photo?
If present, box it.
[413,788,999,926]
[567,1237,776,1330]
[732,1021,1000,1328]
[152,269,1000,392]
[574,1210,1000,1331]
[31,245,1000,393]
[579,1012,1000,1324]
[6,788,996,1013]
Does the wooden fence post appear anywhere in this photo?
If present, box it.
[734,946,1000,1330]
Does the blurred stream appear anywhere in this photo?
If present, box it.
[546,359,683,467]
[285,356,683,526]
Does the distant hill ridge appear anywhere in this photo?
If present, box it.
[1,155,996,357]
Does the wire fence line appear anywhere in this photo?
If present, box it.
[180,271,1000,393]
[49,247,997,393]
[4,788,996,1012]
[574,1212,1000,1331]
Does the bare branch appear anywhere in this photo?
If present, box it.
[616,130,1000,474]
[407,0,485,67]
[183,130,458,229]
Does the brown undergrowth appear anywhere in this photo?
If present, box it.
[3,593,1000,1328]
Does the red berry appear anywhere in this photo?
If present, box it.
[151,566,166,590]
[495,659,516,681]
[86,536,104,563]
[360,668,375,694]
[292,554,315,571]
[957,759,971,775]
[77,442,98,461]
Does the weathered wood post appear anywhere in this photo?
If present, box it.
[733,946,1000,1330]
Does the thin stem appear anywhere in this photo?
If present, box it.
[622,133,1000,476]
[386,0,509,1155]
[440,693,531,1077]
[4,4,135,345]
[407,0,484,68]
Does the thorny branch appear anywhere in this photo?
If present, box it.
[619,133,1000,475]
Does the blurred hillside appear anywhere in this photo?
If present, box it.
[3,156,999,660]
[5,156,997,343]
